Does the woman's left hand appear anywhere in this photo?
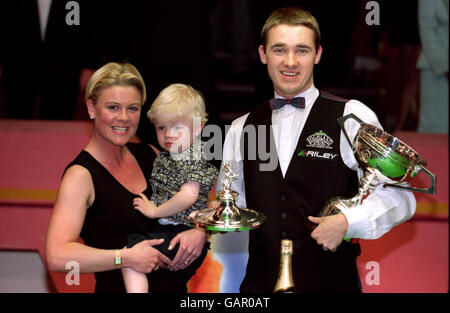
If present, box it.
[168,228,207,271]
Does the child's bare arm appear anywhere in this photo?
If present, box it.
[133,193,158,218]
[133,182,200,219]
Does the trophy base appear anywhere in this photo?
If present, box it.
[304,197,350,231]
[191,207,267,232]
[319,196,351,217]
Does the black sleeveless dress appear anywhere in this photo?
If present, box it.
[66,142,201,293]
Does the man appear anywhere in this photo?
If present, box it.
[218,7,416,293]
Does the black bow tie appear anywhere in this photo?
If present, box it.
[270,97,305,110]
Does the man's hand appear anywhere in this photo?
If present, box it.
[168,228,207,271]
[308,213,348,252]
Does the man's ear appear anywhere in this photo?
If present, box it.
[314,45,323,65]
[258,45,268,64]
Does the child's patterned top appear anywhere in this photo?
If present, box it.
[150,141,219,226]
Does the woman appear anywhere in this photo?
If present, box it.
[45,62,208,293]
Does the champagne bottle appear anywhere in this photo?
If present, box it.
[273,239,296,293]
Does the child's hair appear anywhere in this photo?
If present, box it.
[147,83,208,124]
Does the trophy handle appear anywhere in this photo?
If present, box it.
[383,165,436,195]
[336,113,364,149]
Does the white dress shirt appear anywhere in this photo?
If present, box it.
[218,85,416,239]
[37,0,52,42]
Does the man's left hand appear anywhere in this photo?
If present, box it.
[168,228,207,271]
[308,213,348,252]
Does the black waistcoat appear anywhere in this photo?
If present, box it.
[241,92,361,293]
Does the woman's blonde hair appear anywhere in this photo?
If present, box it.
[85,62,146,105]
[147,83,208,124]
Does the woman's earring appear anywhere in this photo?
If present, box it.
[90,116,94,119]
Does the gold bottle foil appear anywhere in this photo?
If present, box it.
[273,239,296,293]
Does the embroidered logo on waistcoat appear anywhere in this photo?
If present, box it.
[298,149,338,160]
[298,131,338,161]
[305,131,334,150]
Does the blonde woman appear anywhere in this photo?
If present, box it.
[45,63,208,293]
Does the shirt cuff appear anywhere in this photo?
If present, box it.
[341,205,369,239]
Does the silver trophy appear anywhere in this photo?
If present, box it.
[318,113,436,219]
[191,162,267,232]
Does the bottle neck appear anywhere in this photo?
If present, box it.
[274,252,295,292]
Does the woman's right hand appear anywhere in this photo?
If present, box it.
[123,239,171,273]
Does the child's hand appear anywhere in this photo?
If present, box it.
[133,193,158,218]
[207,200,221,209]
[188,210,199,220]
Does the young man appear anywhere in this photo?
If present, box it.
[218,7,416,293]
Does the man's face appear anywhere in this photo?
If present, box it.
[259,24,322,99]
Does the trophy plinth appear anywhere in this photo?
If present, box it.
[191,162,267,232]
[316,114,436,220]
